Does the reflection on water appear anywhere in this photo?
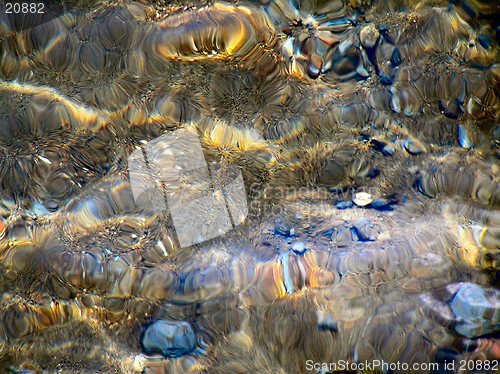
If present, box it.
[0,0,499,372]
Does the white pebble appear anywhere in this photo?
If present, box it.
[352,192,373,207]
[292,242,306,253]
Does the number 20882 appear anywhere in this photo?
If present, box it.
[5,2,45,14]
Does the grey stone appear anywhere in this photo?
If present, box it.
[450,283,500,338]
[142,320,196,357]
[352,218,380,242]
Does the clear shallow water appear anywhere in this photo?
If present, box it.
[0,0,499,373]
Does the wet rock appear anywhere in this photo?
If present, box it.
[291,241,306,254]
[356,65,369,78]
[458,125,474,148]
[419,293,456,328]
[371,139,395,156]
[478,34,492,49]
[351,218,380,242]
[494,125,500,144]
[382,144,395,156]
[316,310,338,332]
[439,100,463,119]
[142,320,196,358]
[390,86,401,113]
[274,225,296,238]
[367,168,380,179]
[368,198,397,211]
[329,42,361,79]
[352,192,373,207]
[360,24,379,48]
[413,174,436,198]
[332,226,355,247]
[390,48,402,66]
[450,283,500,338]
[379,74,393,85]
[335,200,354,210]
[403,139,426,155]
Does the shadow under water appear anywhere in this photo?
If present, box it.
[0,0,499,373]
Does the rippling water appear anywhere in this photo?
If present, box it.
[0,0,499,373]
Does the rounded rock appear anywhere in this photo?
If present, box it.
[352,192,373,207]
[352,218,380,242]
[360,24,379,48]
[141,320,196,358]
[403,138,426,155]
[336,200,354,210]
[291,241,306,254]
[450,283,500,338]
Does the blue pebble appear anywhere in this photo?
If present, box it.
[382,144,395,155]
[274,225,296,237]
[378,23,388,32]
[367,168,380,179]
[379,74,393,85]
[458,125,474,149]
[494,125,500,144]
[368,198,397,211]
[390,48,403,66]
[478,34,492,49]
[336,200,354,210]
[371,139,394,156]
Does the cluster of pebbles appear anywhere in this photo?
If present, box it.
[0,0,499,372]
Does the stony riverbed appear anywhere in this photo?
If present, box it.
[0,0,499,372]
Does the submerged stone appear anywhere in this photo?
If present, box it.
[336,200,354,210]
[351,218,379,242]
[494,125,500,143]
[360,24,379,48]
[403,139,426,155]
[439,100,463,119]
[379,74,393,85]
[458,125,474,148]
[450,283,500,338]
[352,192,373,207]
[390,48,402,66]
[332,226,355,247]
[371,139,395,156]
[368,198,397,211]
[291,241,306,254]
[275,225,296,238]
[316,310,338,332]
[478,34,492,49]
[142,320,196,358]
